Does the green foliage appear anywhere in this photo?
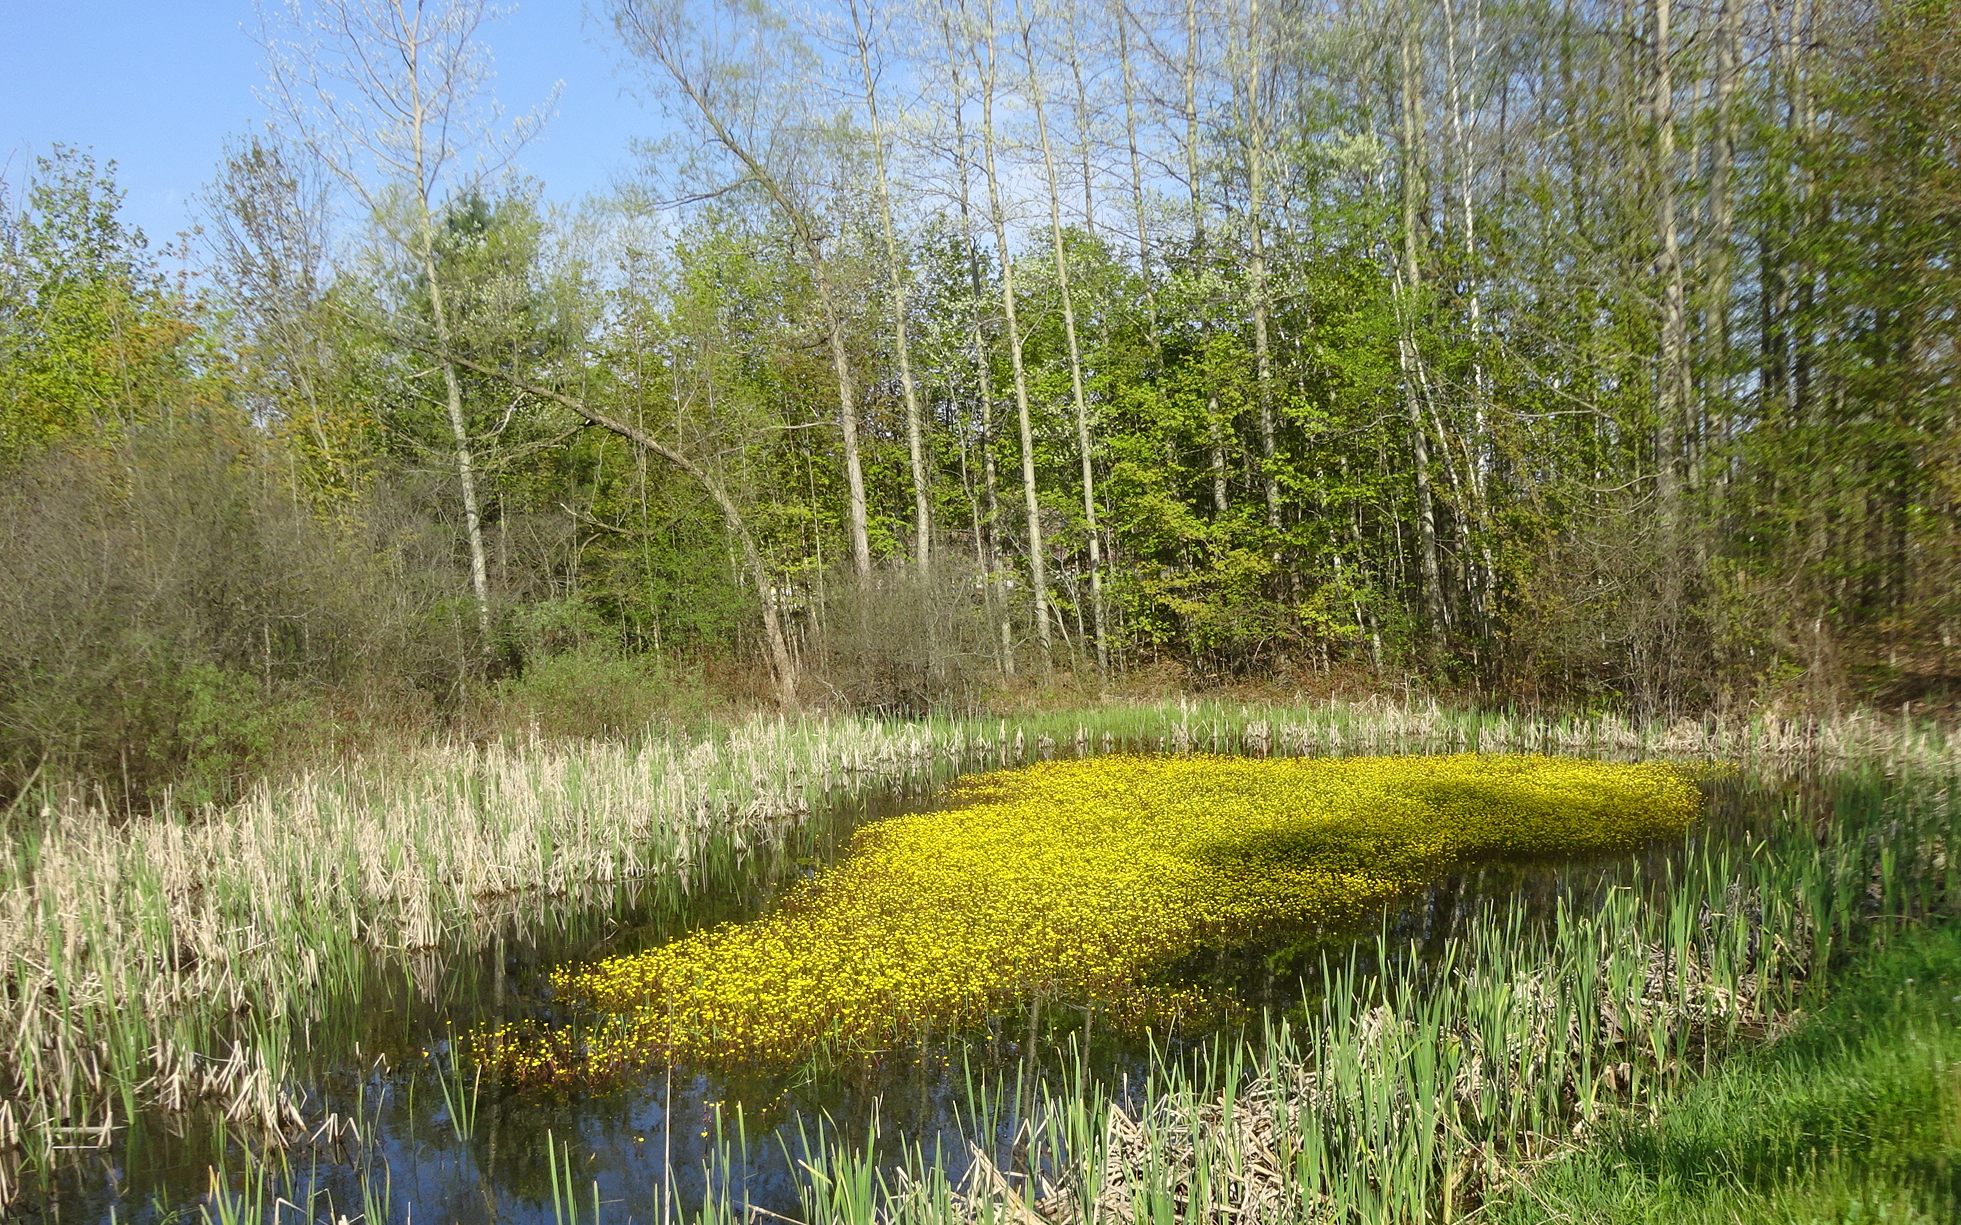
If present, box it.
[0,147,200,462]
[495,642,725,741]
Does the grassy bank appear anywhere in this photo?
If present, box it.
[4,698,1960,1213]
[1486,921,1961,1224]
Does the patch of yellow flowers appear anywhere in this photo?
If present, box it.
[478,754,1698,1082]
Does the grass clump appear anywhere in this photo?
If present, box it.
[492,753,1699,1079]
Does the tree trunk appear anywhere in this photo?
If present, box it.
[814,277,874,581]
[851,0,932,579]
[1064,3,1098,238]
[942,3,1015,674]
[1652,0,1690,534]
[1399,6,1447,642]
[980,12,1053,668]
[1023,6,1108,681]
[1238,0,1282,529]
[1703,0,1742,462]
[1115,0,1158,335]
[1443,0,1495,627]
[420,248,494,645]
[1183,0,1228,513]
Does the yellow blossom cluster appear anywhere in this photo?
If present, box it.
[478,754,1698,1082]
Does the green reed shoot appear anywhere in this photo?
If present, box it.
[431,1033,481,1146]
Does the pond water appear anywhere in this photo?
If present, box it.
[16,750,1864,1224]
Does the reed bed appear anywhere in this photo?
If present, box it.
[0,718,960,1189]
[3,696,1958,1215]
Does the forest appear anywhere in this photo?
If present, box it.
[0,0,1955,808]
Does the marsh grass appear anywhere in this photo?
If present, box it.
[432,1032,482,1146]
[5,697,1959,1215]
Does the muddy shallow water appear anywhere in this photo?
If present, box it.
[18,752,1861,1224]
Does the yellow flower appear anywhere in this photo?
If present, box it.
[478,754,1699,1081]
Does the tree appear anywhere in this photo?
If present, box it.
[613,0,877,582]
[204,135,375,509]
[1019,0,1110,679]
[967,0,1056,668]
[256,0,555,644]
[0,147,195,465]
[846,0,935,577]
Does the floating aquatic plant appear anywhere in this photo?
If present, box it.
[483,754,1700,1080]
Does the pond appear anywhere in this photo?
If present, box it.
[14,747,1870,1224]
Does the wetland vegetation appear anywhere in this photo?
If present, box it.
[500,754,1699,1077]
[4,0,1959,1218]
[5,703,1960,1223]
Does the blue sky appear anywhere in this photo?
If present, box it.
[0,1,655,247]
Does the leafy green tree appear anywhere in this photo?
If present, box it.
[0,147,198,464]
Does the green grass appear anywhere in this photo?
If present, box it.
[1490,922,1961,1225]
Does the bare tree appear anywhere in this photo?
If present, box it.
[203,136,355,496]
[1396,0,1448,641]
[1230,0,1283,529]
[1019,0,1108,680]
[1442,0,1496,626]
[612,0,875,582]
[932,0,1018,671]
[1177,0,1232,515]
[1113,0,1159,336]
[256,0,555,644]
[969,0,1055,668]
[846,0,933,578]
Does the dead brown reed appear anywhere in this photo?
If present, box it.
[0,717,956,1178]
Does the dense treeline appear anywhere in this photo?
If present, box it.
[0,0,1955,805]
